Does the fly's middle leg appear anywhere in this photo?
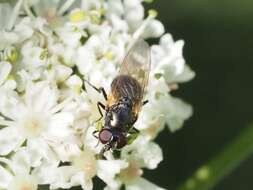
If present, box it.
[95,102,106,122]
[83,79,108,100]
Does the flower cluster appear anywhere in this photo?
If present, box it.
[0,0,195,189]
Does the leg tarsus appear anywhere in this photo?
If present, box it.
[92,130,99,139]
[142,100,148,106]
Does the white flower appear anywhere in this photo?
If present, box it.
[0,146,59,189]
[124,0,144,30]
[152,33,195,84]
[0,154,38,189]
[122,136,163,169]
[103,136,164,190]
[0,81,75,159]
[44,148,128,190]
[136,90,193,136]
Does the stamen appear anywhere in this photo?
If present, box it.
[49,96,73,114]
[23,0,35,18]
[0,119,15,127]
[0,157,16,175]
[58,0,76,15]
[7,0,23,30]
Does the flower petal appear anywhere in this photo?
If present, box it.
[0,164,12,188]
[97,160,128,189]
[50,166,93,190]
[7,173,38,190]
[32,160,59,185]
[0,61,11,86]
[126,177,166,190]
[0,88,25,120]
[122,136,163,169]
[0,127,24,155]
[48,112,74,139]
[24,82,58,112]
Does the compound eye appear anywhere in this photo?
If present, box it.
[115,133,127,149]
[99,129,112,144]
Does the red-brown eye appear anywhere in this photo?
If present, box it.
[116,133,127,149]
[99,129,112,144]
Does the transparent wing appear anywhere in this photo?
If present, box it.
[109,39,151,112]
[120,39,151,99]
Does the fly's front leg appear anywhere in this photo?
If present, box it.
[92,130,101,147]
[83,79,108,100]
[92,130,99,139]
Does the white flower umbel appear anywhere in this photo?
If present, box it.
[0,0,195,189]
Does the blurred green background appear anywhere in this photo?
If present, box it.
[144,0,253,189]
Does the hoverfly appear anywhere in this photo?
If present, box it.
[86,39,151,158]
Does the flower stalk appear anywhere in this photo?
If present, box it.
[177,122,253,190]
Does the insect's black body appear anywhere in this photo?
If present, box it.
[105,75,142,130]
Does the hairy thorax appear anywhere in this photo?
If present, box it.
[105,97,136,131]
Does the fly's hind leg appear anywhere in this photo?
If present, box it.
[83,79,108,100]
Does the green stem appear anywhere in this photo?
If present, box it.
[176,123,253,190]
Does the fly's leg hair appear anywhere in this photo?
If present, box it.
[142,100,148,106]
[83,79,108,100]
